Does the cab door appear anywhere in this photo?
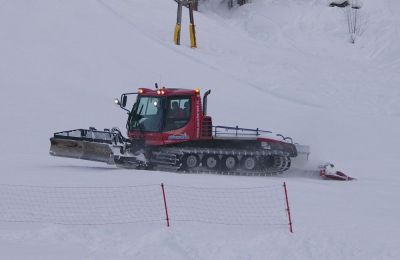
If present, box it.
[162,95,198,145]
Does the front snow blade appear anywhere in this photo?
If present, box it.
[50,137,115,164]
[49,128,123,165]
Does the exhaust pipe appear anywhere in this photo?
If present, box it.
[203,89,211,116]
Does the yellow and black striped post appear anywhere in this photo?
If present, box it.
[174,0,183,45]
[188,1,197,48]
[174,24,181,45]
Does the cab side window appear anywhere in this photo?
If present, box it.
[165,97,191,131]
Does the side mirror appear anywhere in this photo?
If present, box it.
[122,95,127,107]
[114,95,128,108]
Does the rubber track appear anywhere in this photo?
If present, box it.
[150,147,291,176]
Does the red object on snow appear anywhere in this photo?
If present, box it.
[319,164,355,181]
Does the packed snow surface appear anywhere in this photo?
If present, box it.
[0,0,399,259]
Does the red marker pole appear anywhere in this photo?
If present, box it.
[161,183,170,227]
[283,182,293,233]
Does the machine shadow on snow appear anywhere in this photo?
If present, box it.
[46,164,121,172]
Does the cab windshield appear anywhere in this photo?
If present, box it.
[128,95,191,132]
[128,96,164,132]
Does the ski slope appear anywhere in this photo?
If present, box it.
[0,0,399,259]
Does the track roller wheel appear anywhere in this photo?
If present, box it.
[203,154,220,170]
[241,156,258,171]
[182,154,200,170]
[222,155,238,171]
